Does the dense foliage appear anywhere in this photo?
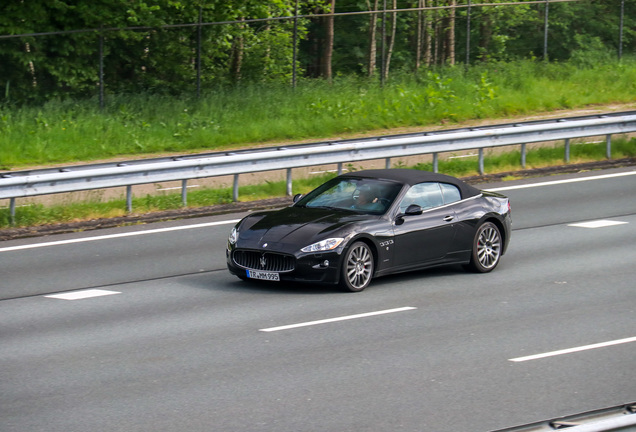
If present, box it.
[0,0,634,105]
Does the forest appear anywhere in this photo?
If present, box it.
[0,0,634,105]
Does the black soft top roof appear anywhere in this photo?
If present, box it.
[342,169,481,199]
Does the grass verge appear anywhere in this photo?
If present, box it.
[1,59,635,170]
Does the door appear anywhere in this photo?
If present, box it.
[392,182,457,267]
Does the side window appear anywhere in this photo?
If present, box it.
[439,183,461,204]
[399,182,444,212]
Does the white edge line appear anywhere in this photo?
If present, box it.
[487,170,636,192]
[0,219,240,253]
[259,306,417,332]
[509,336,636,362]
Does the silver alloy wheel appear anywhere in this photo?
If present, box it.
[343,242,374,292]
[476,222,501,270]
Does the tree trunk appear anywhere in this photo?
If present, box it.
[230,18,244,83]
[424,0,432,67]
[479,12,493,61]
[25,42,37,87]
[321,0,336,81]
[446,0,456,65]
[416,0,423,69]
[433,3,441,65]
[383,0,397,81]
[367,0,379,77]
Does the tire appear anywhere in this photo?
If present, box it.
[466,221,502,273]
[340,241,374,292]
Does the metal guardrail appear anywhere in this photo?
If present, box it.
[2,110,636,222]
[490,402,636,432]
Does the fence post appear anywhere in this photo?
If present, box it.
[543,0,549,61]
[196,7,202,98]
[466,0,471,67]
[10,198,16,226]
[381,0,386,86]
[286,168,293,196]
[520,143,527,169]
[233,174,240,202]
[292,0,299,89]
[181,179,188,206]
[619,0,625,59]
[126,185,133,213]
[99,30,104,110]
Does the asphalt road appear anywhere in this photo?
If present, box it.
[1,167,635,432]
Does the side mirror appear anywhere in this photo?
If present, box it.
[293,193,303,203]
[404,204,423,215]
[395,204,423,225]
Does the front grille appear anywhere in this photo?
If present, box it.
[233,250,295,273]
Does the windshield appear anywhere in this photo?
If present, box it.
[295,177,403,215]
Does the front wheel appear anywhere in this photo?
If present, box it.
[466,222,502,273]
[340,241,374,292]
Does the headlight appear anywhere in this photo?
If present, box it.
[228,227,238,245]
[301,238,344,253]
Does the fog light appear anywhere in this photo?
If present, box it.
[312,260,330,270]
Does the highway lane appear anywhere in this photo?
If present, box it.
[3,167,636,299]
[1,167,635,431]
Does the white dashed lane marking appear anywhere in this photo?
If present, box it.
[510,336,636,362]
[45,289,121,300]
[259,307,417,332]
[568,220,628,228]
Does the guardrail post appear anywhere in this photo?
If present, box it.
[286,168,293,196]
[564,138,570,163]
[521,143,527,169]
[337,163,343,175]
[233,174,239,202]
[606,134,612,159]
[181,179,188,206]
[10,198,16,226]
[433,153,439,173]
[385,158,391,169]
[478,148,484,175]
[126,185,133,213]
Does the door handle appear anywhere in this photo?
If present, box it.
[443,215,454,222]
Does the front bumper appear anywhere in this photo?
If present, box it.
[226,248,343,285]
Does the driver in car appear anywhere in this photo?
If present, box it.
[354,185,385,211]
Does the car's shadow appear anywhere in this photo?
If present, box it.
[183,264,468,295]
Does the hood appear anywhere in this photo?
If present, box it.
[236,206,368,250]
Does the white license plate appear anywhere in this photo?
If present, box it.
[246,270,280,281]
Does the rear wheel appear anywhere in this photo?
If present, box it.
[466,221,502,273]
[340,242,374,292]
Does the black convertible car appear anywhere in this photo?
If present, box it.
[227,169,511,292]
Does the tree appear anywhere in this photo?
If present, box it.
[383,0,398,80]
[322,0,336,80]
[366,0,379,76]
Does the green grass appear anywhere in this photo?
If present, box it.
[1,137,634,229]
[1,58,635,169]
